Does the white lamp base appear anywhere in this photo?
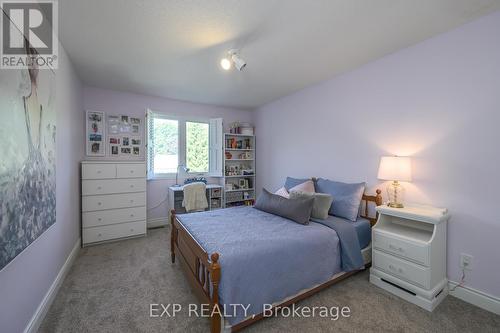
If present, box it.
[387,180,405,208]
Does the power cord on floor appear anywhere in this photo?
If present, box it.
[449,268,466,292]
[147,195,168,211]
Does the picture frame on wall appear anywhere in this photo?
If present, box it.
[86,110,105,156]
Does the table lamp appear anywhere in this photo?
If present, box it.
[377,156,412,208]
[175,164,190,186]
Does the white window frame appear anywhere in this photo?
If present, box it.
[146,109,222,180]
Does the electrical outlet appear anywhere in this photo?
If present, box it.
[460,253,473,270]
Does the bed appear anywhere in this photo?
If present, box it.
[170,189,382,332]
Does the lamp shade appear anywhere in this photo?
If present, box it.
[377,156,412,182]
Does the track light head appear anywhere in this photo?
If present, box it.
[220,49,246,71]
[231,53,246,71]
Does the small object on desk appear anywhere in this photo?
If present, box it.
[184,177,207,184]
[370,204,449,311]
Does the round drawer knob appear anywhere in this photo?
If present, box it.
[97,186,102,190]
[130,200,134,203]
[98,218,102,221]
[97,170,101,174]
[130,228,134,232]
[130,185,134,188]
[130,214,134,217]
[98,202,102,205]
[130,170,134,173]
[98,233,102,237]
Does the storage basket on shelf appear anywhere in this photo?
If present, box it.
[226,191,243,203]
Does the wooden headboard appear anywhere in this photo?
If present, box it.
[361,189,383,226]
[311,177,383,226]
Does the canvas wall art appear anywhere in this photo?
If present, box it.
[0,65,56,270]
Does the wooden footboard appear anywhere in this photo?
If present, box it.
[170,210,221,333]
[170,189,383,333]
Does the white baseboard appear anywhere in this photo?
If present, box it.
[147,216,169,229]
[24,238,81,333]
[449,281,500,315]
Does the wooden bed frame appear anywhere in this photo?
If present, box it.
[170,189,382,333]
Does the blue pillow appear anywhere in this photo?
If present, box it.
[315,178,366,222]
[284,177,311,191]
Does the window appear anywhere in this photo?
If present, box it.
[153,118,178,174]
[186,121,209,173]
[147,110,222,179]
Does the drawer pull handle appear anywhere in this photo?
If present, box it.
[130,185,134,188]
[130,228,134,232]
[97,186,102,190]
[130,214,134,217]
[97,170,101,174]
[98,233,102,237]
[389,244,404,252]
[130,170,134,173]
[388,265,404,274]
[98,218,102,221]
[98,202,102,206]
[130,200,134,203]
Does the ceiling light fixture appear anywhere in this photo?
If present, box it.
[220,49,247,71]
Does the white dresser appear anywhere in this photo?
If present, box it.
[370,204,450,311]
[81,161,147,246]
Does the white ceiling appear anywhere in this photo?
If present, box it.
[59,0,500,109]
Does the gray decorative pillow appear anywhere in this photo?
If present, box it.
[255,188,314,225]
[289,191,333,220]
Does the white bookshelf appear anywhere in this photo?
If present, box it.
[223,133,255,207]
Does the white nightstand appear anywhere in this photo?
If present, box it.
[370,204,450,311]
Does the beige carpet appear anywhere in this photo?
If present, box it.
[39,227,500,333]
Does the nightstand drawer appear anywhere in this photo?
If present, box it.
[373,250,430,289]
[373,231,429,266]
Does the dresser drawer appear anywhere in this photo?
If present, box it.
[82,164,116,179]
[116,163,145,178]
[82,192,146,212]
[373,231,429,266]
[83,220,146,244]
[82,207,146,228]
[373,250,430,289]
[82,178,146,195]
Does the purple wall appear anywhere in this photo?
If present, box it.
[0,45,84,332]
[255,11,500,297]
[83,86,252,221]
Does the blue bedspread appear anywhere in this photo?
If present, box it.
[177,206,342,325]
[311,215,367,271]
